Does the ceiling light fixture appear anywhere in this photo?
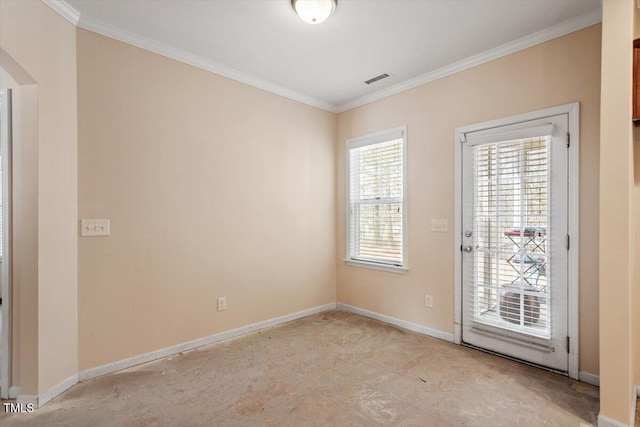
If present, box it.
[291,0,338,25]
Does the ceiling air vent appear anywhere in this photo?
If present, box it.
[364,73,391,85]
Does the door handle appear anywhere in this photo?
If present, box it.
[463,245,474,253]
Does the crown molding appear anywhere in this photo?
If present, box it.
[41,0,80,26]
[76,14,338,112]
[336,7,603,113]
[41,0,601,115]
[40,1,337,113]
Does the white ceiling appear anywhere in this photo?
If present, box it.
[62,0,602,112]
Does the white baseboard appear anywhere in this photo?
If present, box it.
[336,303,455,342]
[8,386,21,399]
[13,302,336,409]
[79,302,337,382]
[37,374,79,408]
[579,371,600,387]
[598,413,629,427]
[16,394,37,407]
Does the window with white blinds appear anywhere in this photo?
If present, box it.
[471,134,551,338]
[346,126,407,270]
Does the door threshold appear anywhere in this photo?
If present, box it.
[461,341,568,377]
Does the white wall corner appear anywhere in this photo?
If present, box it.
[41,0,81,26]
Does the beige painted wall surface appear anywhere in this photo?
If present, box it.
[77,29,336,371]
[337,25,601,375]
[0,0,78,395]
[599,1,636,424]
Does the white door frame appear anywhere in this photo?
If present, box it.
[453,103,580,379]
[0,88,12,398]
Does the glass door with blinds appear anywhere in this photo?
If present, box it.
[461,114,569,372]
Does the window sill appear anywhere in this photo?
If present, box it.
[344,259,408,274]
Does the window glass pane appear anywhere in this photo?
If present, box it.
[472,136,550,337]
[354,203,402,263]
[351,139,402,200]
[348,132,404,267]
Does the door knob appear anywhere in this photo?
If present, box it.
[463,245,474,252]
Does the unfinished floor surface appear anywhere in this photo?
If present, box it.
[0,310,598,426]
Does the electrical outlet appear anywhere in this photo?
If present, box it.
[425,294,434,308]
[217,297,227,312]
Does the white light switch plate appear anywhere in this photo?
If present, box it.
[431,219,448,232]
[80,219,110,237]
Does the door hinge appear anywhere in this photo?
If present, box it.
[566,234,570,250]
[567,132,570,148]
[566,336,570,353]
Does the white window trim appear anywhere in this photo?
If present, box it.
[345,125,408,273]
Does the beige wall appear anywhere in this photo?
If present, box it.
[76,29,337,370]
[336,25,601,375]
[0,0,78,395]
[599,0,636,424]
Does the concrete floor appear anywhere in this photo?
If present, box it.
[0,310,598,426]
